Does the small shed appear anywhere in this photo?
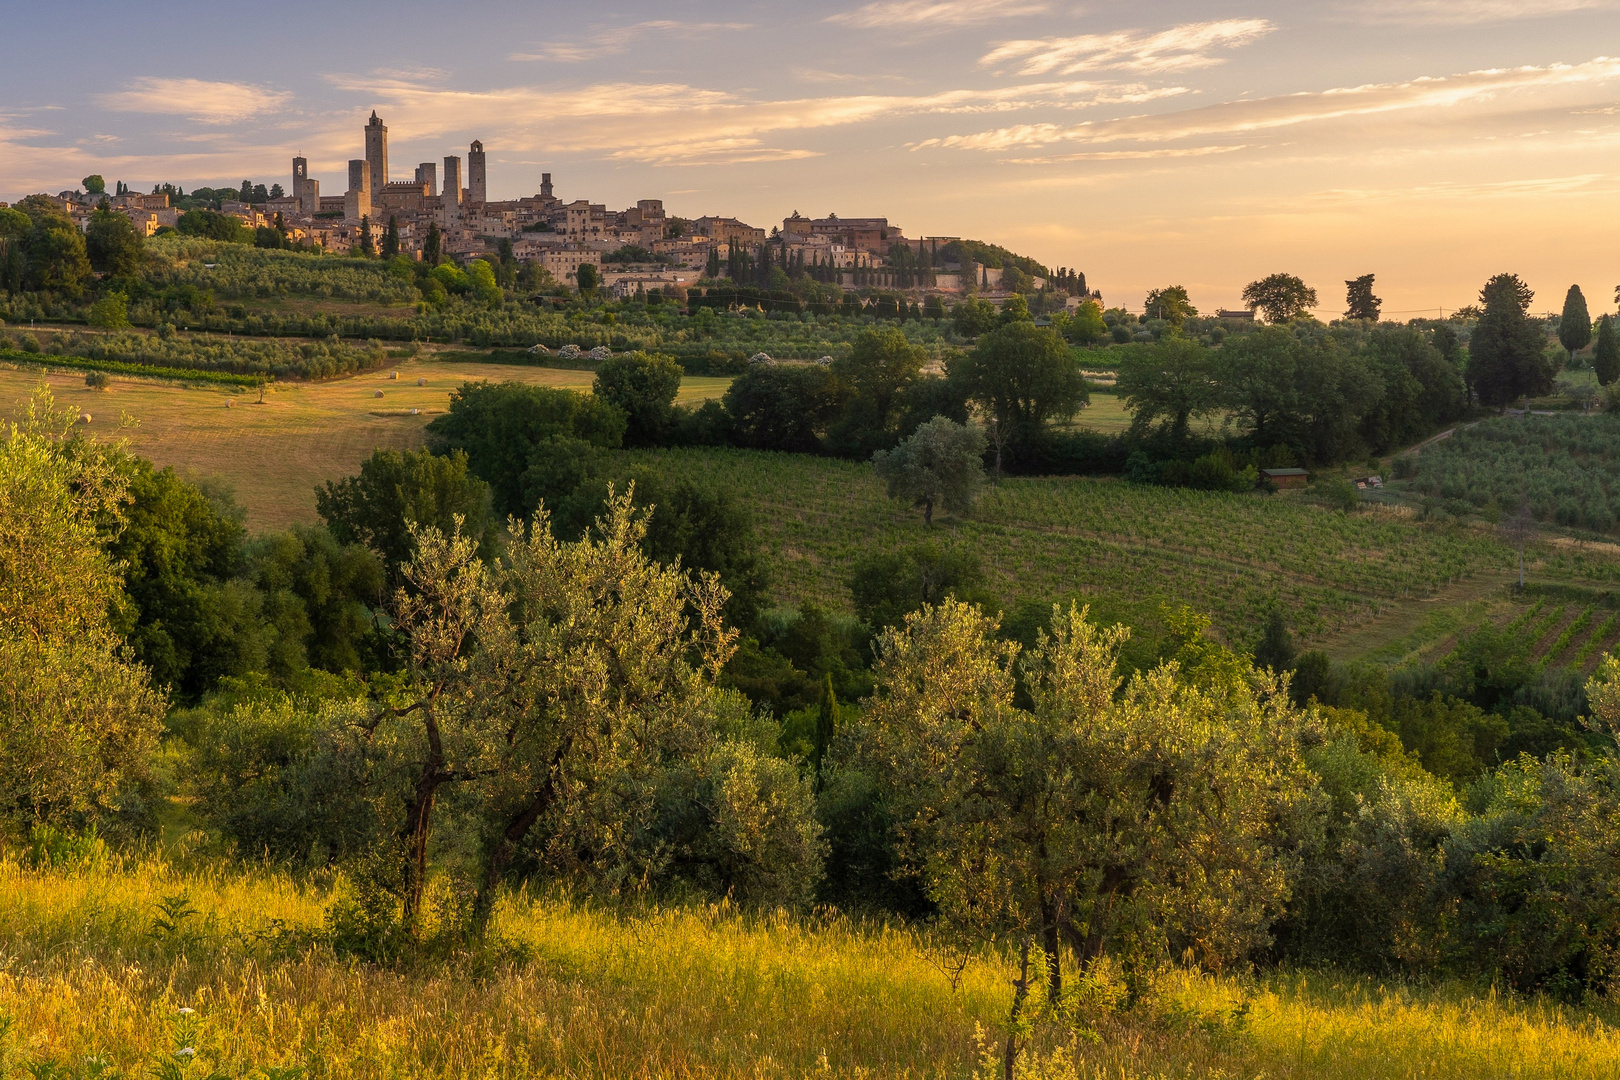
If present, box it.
[1261,467,1309,489]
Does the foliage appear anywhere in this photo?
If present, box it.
[1559,285,1593,357]
[85,207,145,277]
[949,322,1087,458]
[0,391,165,826]
[871,416,986,525]
[425,380,626,519]
[1343,274,1382,321]
[1594,315,1619,387]
[854,600,1312,1010]
[1143,286,1197,326]
[722,362,848,454]
[592,352,683,446]
[1241,273,1317,323]
[1403,413,1620,532]
[176,210,253,244]
[1469,274,1555,407]
[849,542,996,632]
[316,447,496,581]
[87,292,130,329]
[1115,335,1220,443]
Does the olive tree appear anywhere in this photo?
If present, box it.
[854,600,1313,1077]
[0,391,165,827]
[871,416,986,525]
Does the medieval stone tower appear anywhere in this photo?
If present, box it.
[365,112,388,196]
[468,140,486,204]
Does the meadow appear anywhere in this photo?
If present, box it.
[4,854,1619,1080]
[0,358,729,529]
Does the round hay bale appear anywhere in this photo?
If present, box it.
[79,413,92,424]
[390,371,399,380]
[417,377,427,386]
[225,399,234,409]
[411,407,420,415]
[373,390,384,398]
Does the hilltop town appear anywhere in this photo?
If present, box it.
[22,112,1095,307]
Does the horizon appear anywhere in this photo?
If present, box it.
[5,0,1620,316]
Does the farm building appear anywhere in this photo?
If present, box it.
[1260,468,1309,489]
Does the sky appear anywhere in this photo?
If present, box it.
[5,0,1620,317]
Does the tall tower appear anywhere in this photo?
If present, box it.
[468,140,486,204]
[540,172,553,198]
[442,155,462,222]
[364,112,388,196]
[415,162,437,197]
[345,159,371,222]
[292,156,317,217]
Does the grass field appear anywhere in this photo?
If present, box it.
[0,359,730,530]
[632,447,1517,642]
[4,854,1619,1079]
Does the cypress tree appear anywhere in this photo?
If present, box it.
[1559,284,1593,359]
[381,215,400,258]
[811,674,837,785]
[357,215,375,258]
[1595,314,1619,386]
[1468,273,1552,407]
[423,221,442,264]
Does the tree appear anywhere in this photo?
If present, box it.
[88,293,130,329]
[357,215,375,258]
[316,447,497,581]
[1595,315,1619,387]
[1066,298,1108,345]
[1218,326,1381,465]
[949,321,1087,458]
[593,352,683,446]
[1241,273,1318,322]
[14,197,91,294]
[1115,335,1220,443]
[1344,274,1381,321]
[1143,285,1197,326]
[848,542,994,632]
[1468,273,1554,408]
[82,175,106,195]
[84,206,145,276]
[1253,610,1296,673]
[1558,284,1592,360]
[425,381,626,519]
[576,262,599,295]
[422,221,442,265]
[853,601,1311,1076]
[833,327,926,425]
[951,297,1000,337]
[871,416,986,525]
[0,391,165,827]
[381,215,400,258]
[722,363,848,454]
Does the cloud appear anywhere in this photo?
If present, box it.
[96,77,293,124]
[327,73,1173,164]
[917,58,1620,152]
[826,0,1048,29]
[510,19,752,62]
[1349,0,1620,24]
[982,19,1274,75]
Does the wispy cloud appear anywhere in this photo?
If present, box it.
[327,73,1175,164]
[1349,0,1620,25]
[510,20,752,62]
[827,0,1048,29]
[917,58,1620,152]
[982,19,1275,76]
[96,77,293,124]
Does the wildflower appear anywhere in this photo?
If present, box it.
[176,1007,195,1015]
[175,1048,196,1058]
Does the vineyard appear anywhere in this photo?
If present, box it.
[1404,414,1620,531]
[0,328,391,379]
[627,447,1519,642]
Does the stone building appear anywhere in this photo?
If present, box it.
[365,112,388,195]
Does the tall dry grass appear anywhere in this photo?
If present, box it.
[2,853,1618,1078]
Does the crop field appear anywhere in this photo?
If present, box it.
[5,855,1620,1080]
[628,447,1526,642]
[0,359,729,530]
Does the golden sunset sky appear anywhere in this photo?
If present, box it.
[5,0,1619,316]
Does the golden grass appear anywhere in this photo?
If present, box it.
[0,360,730,531]
[3,856,1620,1078]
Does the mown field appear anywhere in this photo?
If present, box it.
[632,446,1520,643]
[3,855,1619,1079]
[0,359,730,530]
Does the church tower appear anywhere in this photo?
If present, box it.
[364,112,388,196]
[468,140,486,204]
